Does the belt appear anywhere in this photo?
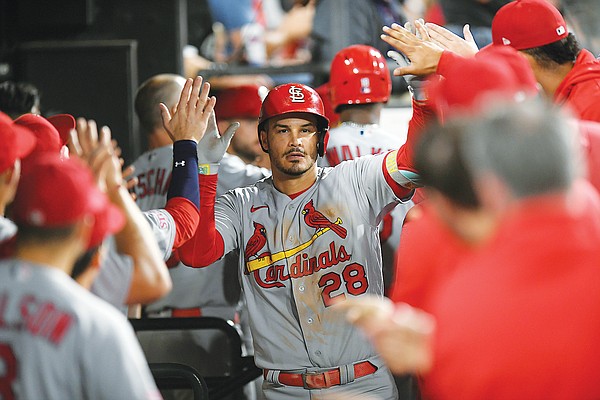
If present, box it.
[171,307,203,318]
[264,361,377,389]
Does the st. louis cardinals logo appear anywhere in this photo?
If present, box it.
[302,200,347,239]
[244,222,270,262]
[244,200,347,273]
[288,85,305,103]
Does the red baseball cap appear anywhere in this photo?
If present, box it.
[47,114,76,146]
[428,55,531,119]
[214,85,264,120]
[492,0,568,50]
[14,114,63,155]
[0,111,37,173]
[476,45,539,96]
[13,154,125,248]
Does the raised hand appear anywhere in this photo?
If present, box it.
[425,22,479,58]
[160,76,216,144]
[69,118,123,194]
[381,20,444,77]
[196,111,239,165]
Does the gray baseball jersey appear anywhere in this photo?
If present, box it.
[321,122,414,288]
[133,146,269,314]
[215,153,409,378]
[0,259,160,399]
[91,209,176,309]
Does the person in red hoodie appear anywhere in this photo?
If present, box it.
[424,0,600,123]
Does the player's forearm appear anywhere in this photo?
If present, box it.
[178,173,225,267]
[108,186,172,304]
[167,140,200,208]
[164,197,200,249]
[398,98,436,171]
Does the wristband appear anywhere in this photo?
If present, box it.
[198,163,220,175]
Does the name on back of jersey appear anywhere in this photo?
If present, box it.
[133,167,172,199]
[0,292,73,345]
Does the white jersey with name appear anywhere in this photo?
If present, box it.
[0,259,160,399]
[215,153,409,373]
[132,147,269,313]
[321,122,414,287]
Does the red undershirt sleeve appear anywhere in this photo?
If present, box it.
[383,99,436,199]
[164,197,200,250]
[178,174,225,267]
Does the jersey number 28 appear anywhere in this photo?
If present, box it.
[318,263,369,307]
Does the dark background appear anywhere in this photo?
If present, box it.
[0,0,213,163]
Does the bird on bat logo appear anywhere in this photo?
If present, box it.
[302,199,347,239]
[244,221,269,261]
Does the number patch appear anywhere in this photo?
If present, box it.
[318,263,368,307]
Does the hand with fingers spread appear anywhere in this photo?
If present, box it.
[425,22,479,58]
[381,20,444,78]
[196,111,239,166]
[160,76,216,144]
[384,20,440,101]
[69,118,123,193]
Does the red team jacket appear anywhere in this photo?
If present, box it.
[554,49,600,123]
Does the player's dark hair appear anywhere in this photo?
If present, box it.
[414,120,480,209]
[16,224,78,244]
[0,81,41,119]
[71,246,100,280]
[521,33,581,69]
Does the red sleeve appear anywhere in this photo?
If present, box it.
[164,197,200,249]
[383,100,436,198]
[436,50,466,77]
[396,98,436,172]
[178,174,225,267]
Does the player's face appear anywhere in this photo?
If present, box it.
[262,113,319,176]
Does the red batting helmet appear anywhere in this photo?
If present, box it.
[258,83,330,157]
[329,44,392,112]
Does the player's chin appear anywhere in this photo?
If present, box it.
[279,161,312,176]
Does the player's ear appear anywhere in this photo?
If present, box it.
[259,129,269,153]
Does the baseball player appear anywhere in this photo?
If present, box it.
[132,75,269,319]
[321,44,414,292]
[176,81,424,399]
[0,153,160,399]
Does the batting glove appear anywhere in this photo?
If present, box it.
[197,112,239,169]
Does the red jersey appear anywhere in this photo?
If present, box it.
[555,49,600,123]
[390,203,472,313]
[423,181,600,399]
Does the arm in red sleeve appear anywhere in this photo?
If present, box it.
[164,197,200,250]
[397,98,436,172]
[384,99,437,199]
[178,174,225,267]
[436,50,467,77]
